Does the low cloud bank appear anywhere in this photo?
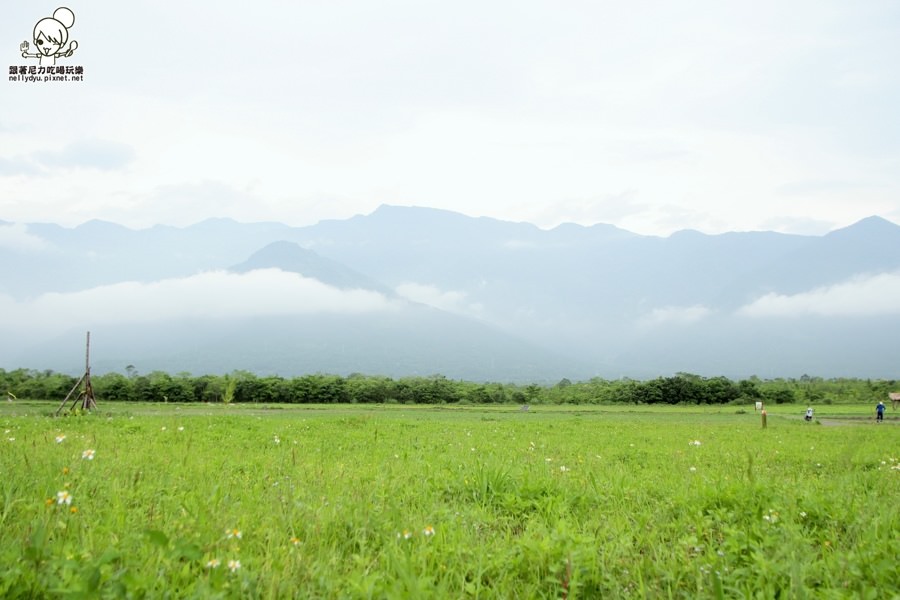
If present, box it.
[738,272,900,318]
[0,268,398,337]
[395,282,483,315]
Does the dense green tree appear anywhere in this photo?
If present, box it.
[763,388,796,404]
[705,376,740,404]
[737,379,762,401]
[345,374,394,404]
[2,369,894,407]
[93,373,133,402]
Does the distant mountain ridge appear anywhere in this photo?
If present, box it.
[1,207,898,380]
[230,241,393,295]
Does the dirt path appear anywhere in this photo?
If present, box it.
[816,417,896,427]
[783,414,897,427]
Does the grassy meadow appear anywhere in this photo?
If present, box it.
[1,402,897,598]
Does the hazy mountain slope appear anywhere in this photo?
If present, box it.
[230,241,393,295]
[0,218,298,298]
[2,207,899,379]
[745,216,900,294]
[13,307,595,383]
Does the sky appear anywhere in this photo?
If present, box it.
[2,1,900,237]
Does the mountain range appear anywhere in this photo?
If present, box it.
[1,206,898,382]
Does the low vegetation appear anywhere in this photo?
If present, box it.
[1,402,897,597]
[2,368,896,406]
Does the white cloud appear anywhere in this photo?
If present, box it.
[757,216,836,236]
[529,190,649,230]
[638,305,712,328]
[34,139,136,171]
[738,272,900,318]
[0,223,50,252]
[395,282,482,315]
[0,269,398,336]
[0,156,41,177]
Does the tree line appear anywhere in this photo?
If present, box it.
[1,368,895,406]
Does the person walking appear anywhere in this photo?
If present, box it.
[876,400,885,423]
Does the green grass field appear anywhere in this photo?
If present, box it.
[1,402,897,598]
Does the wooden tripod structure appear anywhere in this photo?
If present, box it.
[56,332,97,415]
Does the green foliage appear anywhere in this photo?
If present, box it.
[0,403,896,597]
[765,388,797,405]
[1,368,896,408]
[222,376,237,404]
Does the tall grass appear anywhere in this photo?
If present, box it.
[0,403,897,597]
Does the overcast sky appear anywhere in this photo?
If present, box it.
[2,1,899,236]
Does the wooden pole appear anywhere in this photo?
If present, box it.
[55,332,96,415]
[81,331,96,411]
[55,373,85,416]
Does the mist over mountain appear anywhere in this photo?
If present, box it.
[230,241,393,295]
[1,206,898,381]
